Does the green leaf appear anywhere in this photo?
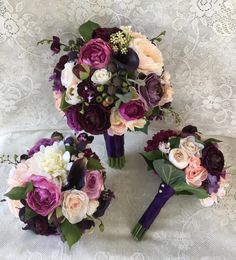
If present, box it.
[65,145,77,155]
[169,137,180,149]
[79,20,100,42]
[173,182,209,199]
[24,205,37,221]
[203,138,222,146]
[87,157,104,170]
[79,64,90,80]
[60,219,82,249]
[60,91,72,112]
[5,182,33,200]
[140,151,166,171]
[134,121,150,135]
[115,92,132,103]
[99,223,104,232]
[153,159,185,185]
[56,207,63,219]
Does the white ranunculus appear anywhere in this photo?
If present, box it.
[180,136,204,157]
[65,83,82,105]
[169,148,189,169]
[91,69,111,85]
[87,200,99,216]
[62,190,89,224]
[61,62,80,88]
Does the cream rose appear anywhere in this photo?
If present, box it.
[91,69,111,85]
[87,200,99,216]
[180,136,204,157]
[61,62,80,88]
[65,83,82,105]
[169,148,189,169]
[108,108,128,136]
[62,190,89,224]
[129,32,164,75]
[126,119,146,131]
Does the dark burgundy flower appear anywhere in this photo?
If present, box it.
[51,131,64,141]
[92,27,121,42]
[119,100,145,121]
[65,106,81,132]
[138,73,164,109]
[19,207,57,236]
[145,130,178,152]
[93,189,114,218]
[181,125,198,138]
[77,219,95,231]
[28,138,54,157]
[79,104,111,135]
[77,81,97,102]
[50,36,61,54]
[201,145,224,174]
[113,48,139,71]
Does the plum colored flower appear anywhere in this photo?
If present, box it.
[50,36,61,54]
[26,176,61,216]
[119,100,145,121]
[92,27,121,42]
[185,157,208,187]
[93,189,114,218]
[82,170,104,200]
[28,138,54,157]
[181,125,198,138]
[201,145,224,174]
[78,38,111,69]
[65,106,81,132]
[139,73,164,109]
[113,48,139,71]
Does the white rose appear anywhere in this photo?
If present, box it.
[87,200,99,216]
[169,148,189,169]
[62,190,89,224]
[180,136,204,157]
[65,83,82,105]
[61,62,80,88]
[91,69,111,85]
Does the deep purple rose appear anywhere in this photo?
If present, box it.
[28,138,54,157]
[78,38,111,69]
[77,81,97,102]
[181,125,198,138]
[26,176,61,216]
[92,27,121,42]
[19,207,57,236]
[50,36,61,54]
[119,100,145,121]
[138,73,164,109]
[113,48,139,71]
[65,106,81,132]
[201,145,224,174]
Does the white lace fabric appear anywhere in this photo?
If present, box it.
[0,0,236,259]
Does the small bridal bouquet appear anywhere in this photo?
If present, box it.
[132,125,229,240]
[4,132,114,248]
[38,20,177,168]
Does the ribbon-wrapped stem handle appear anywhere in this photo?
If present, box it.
[132,182,175,241]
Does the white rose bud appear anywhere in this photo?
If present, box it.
[87,200,99,216]
[169,148,189,169]
[65,83,82,105]
[62,190,89,224]
[61,62,80,88]
[91,69,111,85]
[180,136,204,157]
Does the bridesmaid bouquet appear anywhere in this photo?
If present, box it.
[38,20,178,168]
[4,132,114,248]
[132,125,229,240]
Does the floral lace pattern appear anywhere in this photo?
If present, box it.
[0,0,236,259]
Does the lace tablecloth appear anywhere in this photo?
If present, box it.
[0,0,236,259]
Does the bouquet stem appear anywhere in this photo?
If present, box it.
[104,133,125,169]
[131,182,175,241]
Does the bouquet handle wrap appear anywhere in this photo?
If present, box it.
[132,182,175,240]
[104,132,125,169]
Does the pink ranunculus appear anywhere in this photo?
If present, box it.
[119,100,145,121]
[78,38,111,69]
[26,175,61,216]
[185,157,208,187]
[82,170,104,199]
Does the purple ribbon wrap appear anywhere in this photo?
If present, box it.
[104,132,124,158]
[138,182,175,230]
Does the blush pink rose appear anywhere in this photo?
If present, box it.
[185,157,208,187]
[78,38,111,69]
[53,90,63,112]
[82,170,104,199]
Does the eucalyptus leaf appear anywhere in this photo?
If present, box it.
[24,205,37,221]
[173,182,209,199]
[79,20,100,42]
[115,92,132,103]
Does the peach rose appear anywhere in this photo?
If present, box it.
[108,108,128,136]
[126,118,146,131]
[53,90,63,112]
[6,196,21,217]
[185,157,208,187]
[62,190,89,224]
[129,32,164,75]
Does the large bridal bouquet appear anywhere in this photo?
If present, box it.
[39,20,177,169]
[3,132,114,248]
[132,125,229,240]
